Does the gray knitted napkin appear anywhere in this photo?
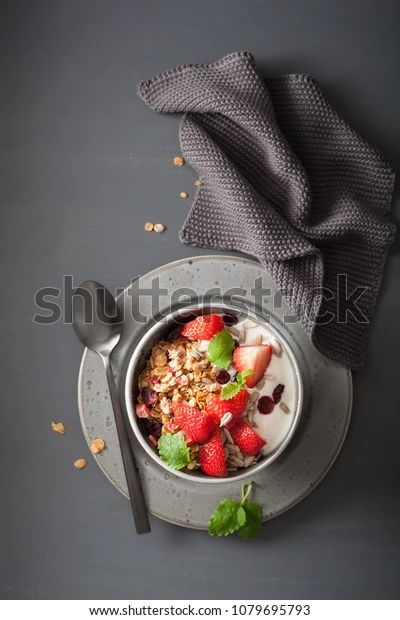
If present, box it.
[138,51,395,369]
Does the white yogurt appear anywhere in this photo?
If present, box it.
[230,318,297,456]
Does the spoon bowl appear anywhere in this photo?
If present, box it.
[72,280,121,356]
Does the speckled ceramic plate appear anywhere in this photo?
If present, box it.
[78,256,352,529]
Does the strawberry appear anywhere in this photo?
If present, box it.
[233,344,272,388]
[199,431,227,477]
[181,314,224,340]
[229,420,266,456]
[206,389,249,428]
[172,402,215,443]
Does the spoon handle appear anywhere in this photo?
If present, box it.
[104,357,151,534]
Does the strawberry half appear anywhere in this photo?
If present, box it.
[229,420,266,456]
[199,431,227,477]
[181,314,224,340]
[233,344,272,388]
[172,402,215,444]
[206,389,249,428]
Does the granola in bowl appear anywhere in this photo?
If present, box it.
[133,312,301,479]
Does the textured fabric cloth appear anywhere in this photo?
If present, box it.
[138,51,395,369]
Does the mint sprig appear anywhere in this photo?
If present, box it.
[207,330,235,369]
[237,501,263,539]
[220,382,241,400]
[221,369,254,400]
[208,482,263,539]
[158,432,190,470]
[208,499,246,536]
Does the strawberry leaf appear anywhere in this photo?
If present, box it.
[158,433,190,470]
[208,499,246,537]
[207,330,235,369]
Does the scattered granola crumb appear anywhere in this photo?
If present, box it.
[194,179,201,187]
[154,223,165,233]
[74,458,87,470]
[173,156,185,167]
[180,191,189,199]
[144,222,154,232]
[279,402,290,413]
[91,438,106,455]
[51,421,65,434]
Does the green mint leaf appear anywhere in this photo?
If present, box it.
[221,381,241,400]
[237,501,263,539]
[208,482,263,539]
[207,330,235,369]
[215,353,233,369]
[220,368,254,400]
[208,499,247,537]
[158,433,190,470]
[236,369,254,383]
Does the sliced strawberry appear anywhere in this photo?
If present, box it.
[229,420,266,456]
[172,402,215,444]
[206,389,249,428]
[181,314,225,340]
[199,431,227,477]
[233,344,272,388]
[136,403,150,418]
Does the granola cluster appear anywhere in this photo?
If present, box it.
[137,336,222,468]
[138,337,221,410]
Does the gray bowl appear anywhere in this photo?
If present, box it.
[124,303,303,484]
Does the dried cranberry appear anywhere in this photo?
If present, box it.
[258,395,275,414]
[272,383,285,404]
[141,387,157,406]
[222,313,239,326]
[216,370,231,384]
[143,418,162,438]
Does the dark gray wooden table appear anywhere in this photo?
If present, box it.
[1,0,399,600]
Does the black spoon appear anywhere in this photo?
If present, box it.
[72,280,150,534]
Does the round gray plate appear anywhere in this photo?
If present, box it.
[78,256,352,529]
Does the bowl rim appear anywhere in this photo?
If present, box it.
[124,302,303,484]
